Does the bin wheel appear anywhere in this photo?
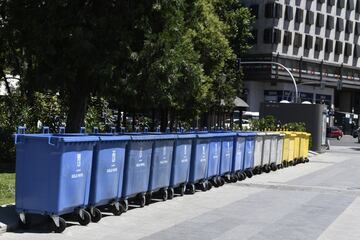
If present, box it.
[78,210,91,226]
[139,195,146,208]
[161,189,168,201]
[245,170,253,178]
[168,188,174,200]
[305,158,310,163]
[179,185,186,196]
[207,182,212,190]
[53,217,66,233]
[224,176,232,184]
[231,174,238,183]
[110,203,122,216]
[270,163,277,171]
[200,182,207,191]
[240,172,247,181]
[120,200,128,213]
[284,162,288,168]
[91,207,103,221]
[187,183,196,194]
[210,178,219,188]
[145,194,152,205]
[18,215,30,230]
[289,161,294,166]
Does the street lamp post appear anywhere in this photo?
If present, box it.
[238,60,299,103]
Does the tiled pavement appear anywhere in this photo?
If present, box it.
[3,145,360,240]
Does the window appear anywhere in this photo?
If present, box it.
[346,20,353,33]
[344,43,352,56]
[315,37,324,51]
[285,5,294,21]
[294,33,303,47]
[283,31,292,46]
[347,0,355,10]
[328,0,336,6]
[326,16,335,29]
[354,45,360,57]
[335,41,343,54]
[305,35,314,49]
[265,3,283,18]
[250,5,259,19]
[295,8,304,23]
[355,22,360,35]
[316,13,325,27]
[356,0,360,13]
[306,11,315,25]
[263,28,281,44]
[336,18,344,32]
[338,0,345,8]
[325,39,334,53]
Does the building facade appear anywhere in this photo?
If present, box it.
[240,0,360,132]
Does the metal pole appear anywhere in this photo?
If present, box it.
[239,61,299,103]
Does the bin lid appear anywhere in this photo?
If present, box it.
[129,134,176,141]
[255,132,266,136]
[51,134,99,143]
[177,134,197,139]
[237,132,256,137]
[98,135,131,141]
[266,132,281,136]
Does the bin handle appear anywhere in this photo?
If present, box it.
[14,126,26,144]
[59,126,65,134]
[42,126,50,134]
[110,127,116,134]
[93,127,99,134]
[80,127,86,134]
[48,136,56,146]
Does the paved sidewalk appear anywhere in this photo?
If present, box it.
[2,145,360,239]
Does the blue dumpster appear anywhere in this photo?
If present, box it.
[147,134,176,202]
[169,134,195,197]
[88,134,130,221]
[219,132,236,183]
[15,127,98,233]
[122,134,153,208]
[187,133,215,194]
[235,132,256,179]
[206,137,221,187]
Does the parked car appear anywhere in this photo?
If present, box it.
[327,126,344,140]
[352,127,360,138]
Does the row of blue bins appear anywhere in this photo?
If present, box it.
[15,127,257,233]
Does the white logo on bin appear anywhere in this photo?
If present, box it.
[139,147,143,162]
[112,150,116,163]
[76,153,81,168]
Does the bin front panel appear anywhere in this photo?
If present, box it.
[288,137,295,161]
[170,139,192,187]
[233,137,245,172]
[148,140,174,191]
[89,141,127,206]
[262,136,272,165]
[207,140,221,178]
[269,136,278,164]
[282,137,290,162]
[189,139,209,182]
[276,138,284,165]
[58,146,93,213]
[244,136,255,169]
[253,136,264,167]
[220,139,233,175]
[122,141,152,198]
[294,135,300,159]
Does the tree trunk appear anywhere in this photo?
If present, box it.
[65,91,89,133]
[160,109,168,132]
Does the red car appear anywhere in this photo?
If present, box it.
[327,126,344,140]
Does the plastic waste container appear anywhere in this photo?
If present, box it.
[169,134,195,197]
[280,132,290,167]
[15,127,98,233]
[218,132,236,184]
[87,134,130,222]
[233,132,256,180]
[301,133,311,163]
[287,132,297,166]
[187,133,213,194]
[122,134,153,208]
[268,132,280,172]
[206,136,222,187]
[261,133,272,173]
[147,134,176,202]
[242,132,256,178]
[276,133,285,169]
[253,132,265,174]
[293,132,301,165]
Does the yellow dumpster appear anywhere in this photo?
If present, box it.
[288,132,297,166]
[293,132,302,165]
[301,133,311,163]
[279,132,290,167]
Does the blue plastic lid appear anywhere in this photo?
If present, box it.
[98,135,131,141]
[237,132,257,137]
[129,134,176,141]
[177,134,197,139]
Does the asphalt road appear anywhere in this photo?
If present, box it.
[3,144,360,240]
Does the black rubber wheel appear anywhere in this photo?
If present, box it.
[219,177,225,186]
[210,178,219,188]
[289,161,294,166]
[139,195,146,208]
[207,182,212,190]
[168,188,174,200]
[270,163,278,171]
[305,158,310,163]
[241,172,247,180]
[18,217,30,230]
[179,184,186,196]
[161,189,168,201]
[78,210,91,226]
[111,204,122,216]
[53,217,66,233]
[91,207,103,221]
[224,176,232,184]
[187,183,196,194]
[245,170,253,178]
[231,174,238,183]
[120,200,128,212]
[200,182,207,191]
